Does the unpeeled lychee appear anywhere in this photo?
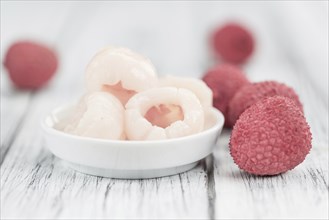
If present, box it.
[202,64,250,127]
[4,41,58,89]
[230,96,312,176]
[228,81,303,126]
[212,23,254,64]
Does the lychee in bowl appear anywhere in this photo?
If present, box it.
[41,104,224,179]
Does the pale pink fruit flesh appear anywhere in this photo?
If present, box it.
[145,104,184,128]
[102,82,136,105]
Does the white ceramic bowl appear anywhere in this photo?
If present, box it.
[41,105,224,179]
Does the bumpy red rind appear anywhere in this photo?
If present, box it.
[212,23,254,64]
[202,64,250,127]
[229,96,312,176]
[228,81,303,127]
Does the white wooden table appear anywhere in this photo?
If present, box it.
[1,1,328,219]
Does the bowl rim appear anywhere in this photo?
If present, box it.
[41,104,225,145]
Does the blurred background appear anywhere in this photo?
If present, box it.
[1,1,328,145]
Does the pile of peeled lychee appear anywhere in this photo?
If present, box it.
[203,22,312,176]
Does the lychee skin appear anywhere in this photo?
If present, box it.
[202,64,250,127]
[4,41,58,90]
[230,96,312,176]
[212,23,254,64]
[228,81,303,127]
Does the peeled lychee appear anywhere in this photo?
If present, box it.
[159,75,213,108]
[202,64,250,127]
[230,96,312,176]
[85,46,157,105]
[228,81,303,126]
[64,92,125,140]
[212,23,254,64]
[4,41,58,89]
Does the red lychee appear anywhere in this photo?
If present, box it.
[202,64,250,127]
[212,23,254,64]
[230,96,312,176]
[228,81,303,126]
[4,41,58,90]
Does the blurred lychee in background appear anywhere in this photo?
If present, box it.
[4,41,58,90]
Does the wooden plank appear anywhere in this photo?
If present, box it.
[213,131,328,219]
[0,1,74,165]
[0,90,210,218]
[211,3,328,219]
[1,2,212,219]
[0,78,212,217]
[1,1,328,219]
[266,2,328,145]
[0,83,32,164]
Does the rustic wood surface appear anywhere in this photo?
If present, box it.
[1,1,328,219]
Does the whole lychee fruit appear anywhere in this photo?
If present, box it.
[230,96,312,176]
[212,23,254,64]
[228,81,303,126]
[4,41,58,89]
[202,64,250,127]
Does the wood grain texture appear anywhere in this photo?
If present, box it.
[1,89,211,219]
[0,90,32,165]
[213,131,328,219]
[1,1,328,219]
